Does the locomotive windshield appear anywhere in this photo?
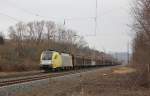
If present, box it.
[42,51,53,60]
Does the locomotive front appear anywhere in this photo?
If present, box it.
[40,51,53,70]
[40,50,62,70]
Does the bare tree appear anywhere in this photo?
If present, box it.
[57,27,66,42]
[9,22,27,56]
[132,0,150,87]
[27,22,36,43]
[33,21,45,45]
[45,21,56,47]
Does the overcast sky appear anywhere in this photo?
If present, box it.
[0,0,133,53]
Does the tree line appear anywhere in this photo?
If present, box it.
[0,20,108,71]
[8,21,88,54]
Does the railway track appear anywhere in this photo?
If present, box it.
[0,68,90,87]
[0,70,44,79]
[0,72,68,87]
[0,65,118,87]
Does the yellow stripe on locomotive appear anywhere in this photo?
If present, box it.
[52,52,62,68]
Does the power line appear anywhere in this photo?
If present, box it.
[4,0,96,25]
[1,0,128,37]
[3,0,129,21]
[4,0,42,18]
[4,0,95,21]
[0,12,20,22]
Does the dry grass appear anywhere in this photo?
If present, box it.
[16,66,150,96]
[113,67,136,74]
[0,44,40,72]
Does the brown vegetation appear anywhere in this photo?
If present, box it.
[132,0,150,87]
[0,20,109,72]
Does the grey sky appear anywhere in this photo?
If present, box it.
[0,0,132,53]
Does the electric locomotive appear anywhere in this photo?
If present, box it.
[40,50,73,70]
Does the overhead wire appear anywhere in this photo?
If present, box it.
[0,0,129,37]
[5,0,98,36]
[4,0,95,21]
[4,0,41,18]
[0,12,20,22]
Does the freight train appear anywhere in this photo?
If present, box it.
[40,50,120,71]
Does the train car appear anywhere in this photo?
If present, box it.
[73,56,84,68]
[61,53,73,69]
[91,60,96,66]
[73,55,95,68]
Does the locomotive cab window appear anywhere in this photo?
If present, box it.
[42,51,52,60]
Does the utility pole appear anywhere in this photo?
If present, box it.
[94,0,98,36]
[127,40,130,65]
[63,19,66,26]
